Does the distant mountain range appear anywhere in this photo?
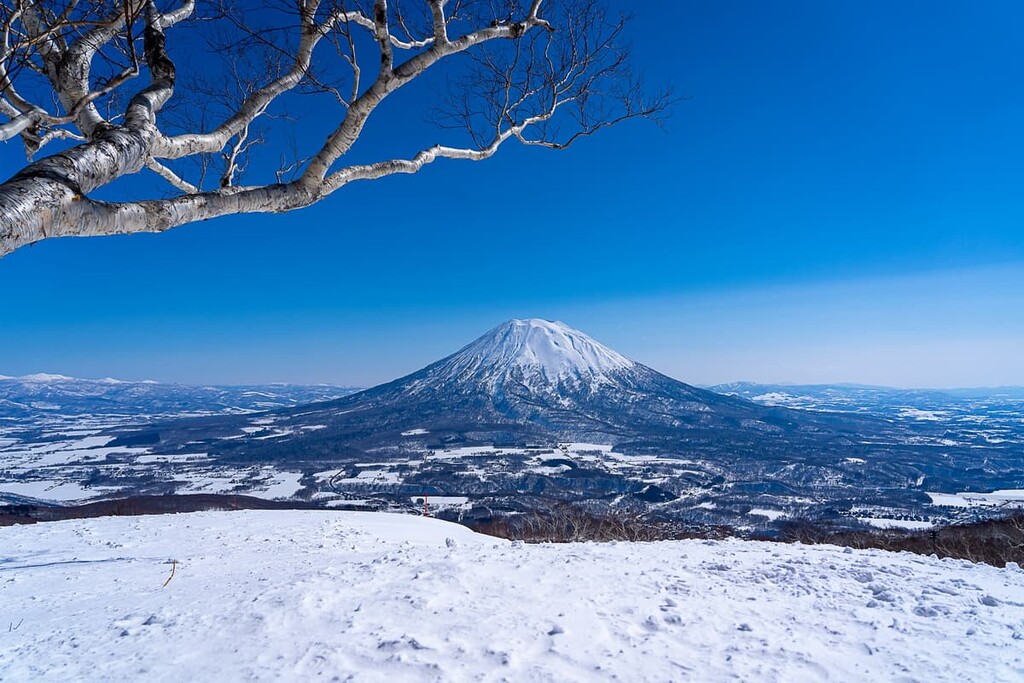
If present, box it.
[6,366,1020,424]
[0,374,359,419]
[709,381,1024,412]
[711,381,1024,400]
[7,355,1022,425]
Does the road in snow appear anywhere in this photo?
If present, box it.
[1,511,1023,682]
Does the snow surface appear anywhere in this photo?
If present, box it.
[897,408,949,421]
[250,470,305,500]
[857,518,935,530]
[927,489,1024,508]
[0,480,104,502]
[748,508,787,521]
[2,511,1023,682]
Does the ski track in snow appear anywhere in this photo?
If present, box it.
[1,510,1023,682]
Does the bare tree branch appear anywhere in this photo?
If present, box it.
[0,0,671,257]
[146,154,197,192]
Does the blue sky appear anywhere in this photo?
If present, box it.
[1,1,1023,387]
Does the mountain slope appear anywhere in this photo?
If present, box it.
[328,318,772,437]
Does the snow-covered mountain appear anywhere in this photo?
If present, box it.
[154,318,887,463]
[417,318,635,392]
[0,374,359,418]
[278,319,814,438]
[351,317,760,437]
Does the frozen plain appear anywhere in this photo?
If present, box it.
[1,510,1023,682]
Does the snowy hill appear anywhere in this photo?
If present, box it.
[1,510,1022,681]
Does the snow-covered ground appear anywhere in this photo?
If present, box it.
[857,517,935,530]
[0,419,310,504]
[2,511,1023,682]
[927,489,1024,508]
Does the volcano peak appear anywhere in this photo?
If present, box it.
[439,318,635,386]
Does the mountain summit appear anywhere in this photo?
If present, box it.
[406,319,635,395]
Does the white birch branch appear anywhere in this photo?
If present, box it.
[146,157,198,193]
[0,0,668,259]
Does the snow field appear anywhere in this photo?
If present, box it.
[927,489,1024,508]
[1,510,1023,682]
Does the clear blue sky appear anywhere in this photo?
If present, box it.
[2,1,1023,388]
